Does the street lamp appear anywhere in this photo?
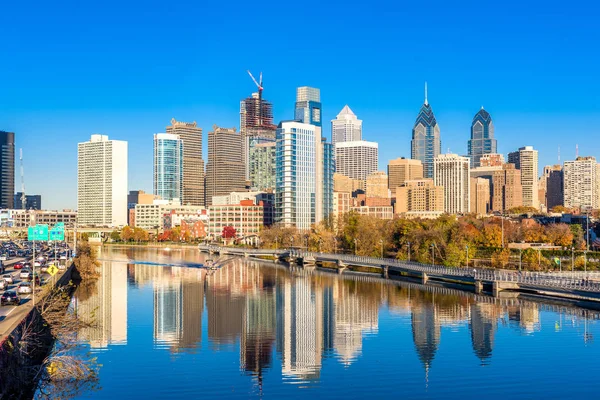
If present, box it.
[571,246,575,272]
[354,238,358,255]
[465,245,469,268]
[407,242,411,262]
[431,244,435,266]
[380,239,384,258]
[519,248,522,272]
[334,237,338,254]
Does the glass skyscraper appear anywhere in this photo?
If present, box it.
[249,137,276,192]
[0,131,15,209]
[154,133,184,203]
[468,108,496,168]
[322,140,335,221]
[295,87,322,127]
[411,85,441,179]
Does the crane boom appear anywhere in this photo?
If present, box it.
[247,70,263,91]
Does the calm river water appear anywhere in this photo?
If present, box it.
[63,246,600,399]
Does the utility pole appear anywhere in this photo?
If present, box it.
[466,245,469,268]
[519,248,522,271]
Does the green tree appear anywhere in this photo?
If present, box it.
[120,226,134,242]
[109,230,121,242]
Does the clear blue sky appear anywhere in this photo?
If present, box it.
[1,0,599,210]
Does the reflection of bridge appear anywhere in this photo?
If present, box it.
[199,245,600,304]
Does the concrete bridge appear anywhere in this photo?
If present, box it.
[199,245,600,304]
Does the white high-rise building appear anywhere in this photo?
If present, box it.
[77,134,128,227]
[434,154,470,214]
[508,146,539,208]
[563,156,600,211]
[335,141,378,180]
[331,105,362,145]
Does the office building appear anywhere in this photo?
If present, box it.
[333,191,351,221]
[563,156,600,211]
[350,206,394,220]
[275,121,318,229]
[13,193,41,210]
[208,200,265,239]
[333,173,365,195]
[411,84,441,178]
[331,105,362,145]
[240,92,276,179]
[480,153,505,167]
[395,179,444,218]
[434,154,470,214]
[366,171,389,199]
[154,133,183,203]
[77,134,128,227]
[249,138,276,191]
[0,131,15,209]
[335,141,378,181]
[470,177,491,215]
[205,125,246,206]
[127,190,157,226]
[322,140,335,221]
[134,200,206,230]
[508,146,539,209]
[491,164,522,212]
[468,108,497,168]
[295,87,322,127]
[543,165,564,211]
[166,119,204,206]
[2,209,77,228]
[212,191,274,226]
[387,158,424,192]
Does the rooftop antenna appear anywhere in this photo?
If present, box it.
[424,82,428,105]
[19,149,25,210]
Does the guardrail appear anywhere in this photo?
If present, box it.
[199,245,600,293]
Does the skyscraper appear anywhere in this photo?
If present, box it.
[335,141,378,180]
[166,119,204,206]
[434,154,470,214]
[508,146,539,209]
[563,156,600,211]
[249,138,276,192]
[13,193,41,210]
[387,158,424,192]
[395,179,444,217]
[295,87,322,127]
[205,125,246,206]
[468,108,497,168]
[154,133,183,203]
[491,163,522,212]
[543,165,564,210]
[77,134,128,227]
[411,84,441,178]
[366,171,389,199]
[0,131,15,209]
[240,92,276,180]
[331,105,362,145]
[275,121,317,229]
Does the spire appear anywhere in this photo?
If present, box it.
[424,82,428,105]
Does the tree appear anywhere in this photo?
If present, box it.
[133,227,149,242]
[222,226,237,239]
[482,224,503,248]
[109,230,121,242]
[491,249,511,268]
[120,226,134,242]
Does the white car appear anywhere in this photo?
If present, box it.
[0,279,6,290]
[37,256,45,261]
[17,282,32,294]
[0,255,7,261]
[19,270,31,280]
[2,274,13,284]
[34,261,42,267]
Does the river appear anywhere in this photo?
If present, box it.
[55,246,600,399]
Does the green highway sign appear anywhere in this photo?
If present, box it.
[49,223,65,241]
[28,225,49,241]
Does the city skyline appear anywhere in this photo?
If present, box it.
[2,1,599,210]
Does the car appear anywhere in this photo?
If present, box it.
[0,254,7,261]
[19,270,31,280]
[17,282,32,294]
[2,274,13,284]
[28,274,41,285]
[0,279,6,290]
[13,263,23,270]
[40,265,48,272]
[1,291,20,306]
[58,264,66,270]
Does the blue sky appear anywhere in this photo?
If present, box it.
[1,0,599,210]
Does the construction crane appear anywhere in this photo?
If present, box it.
[247,70,264,127]
[20,149,25,210]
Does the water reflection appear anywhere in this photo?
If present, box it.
[76,247,600,395]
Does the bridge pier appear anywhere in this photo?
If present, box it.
[492,281,520,297]
[382,266,389,279]
[475,280,484,294]
[244,252,249,258]
[422,272,429,285]
[337,266,346,275]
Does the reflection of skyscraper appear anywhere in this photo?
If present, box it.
[77,261,128,348]
[179,278,205,351]
[276,277,324,382]
[469,303,498,364]
[154,277,183,345]
[411,303,440,375]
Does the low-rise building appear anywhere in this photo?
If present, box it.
[350,205,393,220]
[208,200,264,239]
[395,179,444,217]
[0,209,77,228]
[134,200,206,230]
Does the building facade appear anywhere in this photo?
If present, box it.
[434,154,470,214]
[335,141,378,181]
[411,85,441,178]
[0,209,77,228]
[154,133,183,203]
[205,125,246,206]
[468,108,496,168]
[0,131,15,209]
[508,146,539,209]
[331,105,362,145]
[387,158,424,192]
[240,92,276,180]
[166,119,204,206]
[543,165,564,211]
[77,134,128,227]
[127,190,156,226]
[563,156,600,211]
[295,87,322,127]
[395,179,444,217]
[134,201,206,230]
[480,153,505,167]
[366,171,389,199]
[491,163,522,212]
[470,177,491,215]
[208,201,264,239]
[349,206,393,220]
[249,138,276,191]
[13,193,41,210]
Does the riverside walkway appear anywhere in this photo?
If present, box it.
[199,245,600,303]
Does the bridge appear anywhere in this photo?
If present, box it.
[198,245,600,304]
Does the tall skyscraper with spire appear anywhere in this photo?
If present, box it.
[468,108,497,168]
[331,105,362,145]
[411,83,441,179]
